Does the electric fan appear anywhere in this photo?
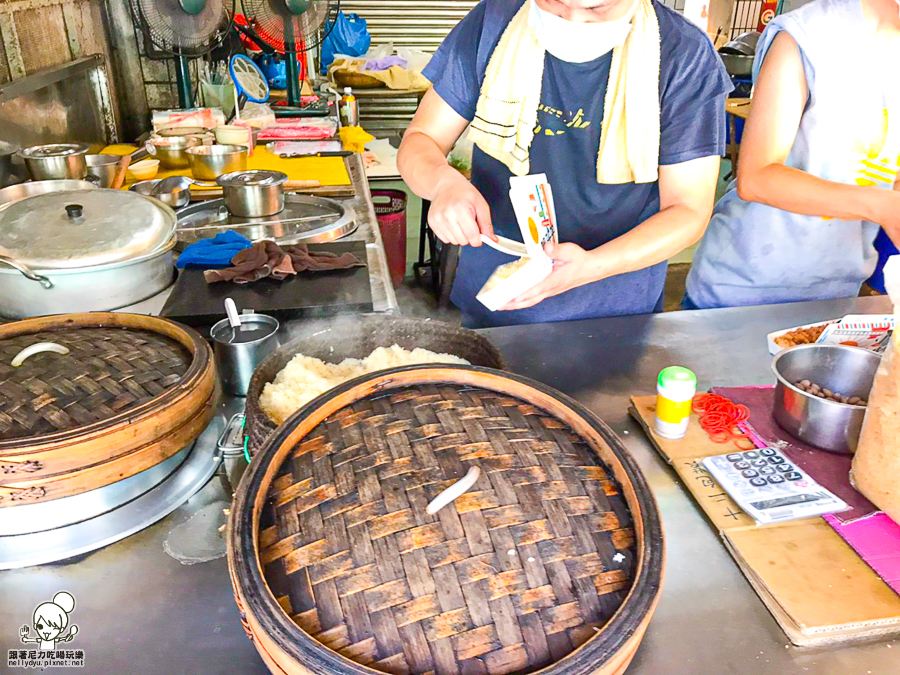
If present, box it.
[242,0,340,114]
[129,0,235,108]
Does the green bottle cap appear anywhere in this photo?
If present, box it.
[658,366,697,390]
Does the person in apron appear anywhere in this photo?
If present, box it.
[398,0,733,328]
[685,0,900,310]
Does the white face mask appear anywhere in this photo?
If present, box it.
[528,0,636,64]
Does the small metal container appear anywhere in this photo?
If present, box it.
[187,144,248,181]
[130,178,191,209]
[217,170,287,217]
[772,344,881,454]
[211,313,280,396]
[85,154,120,187]
[147,135,202,169]
[17,143,89,180]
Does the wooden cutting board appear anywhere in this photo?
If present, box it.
[630,395,900,646]
[160,241,373,327]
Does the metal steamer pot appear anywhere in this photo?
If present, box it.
[217,170,288,217]
[17,143,90,180]
[0,189,177,318]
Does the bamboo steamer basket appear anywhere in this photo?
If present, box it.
[228,365,663,675]
[0,313,217,507]
[244,316,506,456]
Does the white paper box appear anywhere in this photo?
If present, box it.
[476,257,553,312]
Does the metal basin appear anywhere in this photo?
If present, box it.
[147,135,202,169]
[772,344,880,454]
[187,144,248,180]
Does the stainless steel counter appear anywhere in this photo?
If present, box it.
[1,296,898,674]
[123,153,399,316]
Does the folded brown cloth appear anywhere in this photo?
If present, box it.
[204,241,364,284]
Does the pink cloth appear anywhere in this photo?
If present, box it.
[824,513,900,594]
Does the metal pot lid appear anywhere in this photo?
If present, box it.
[0,189,176,269]
[18,143,89,158]
[217,170,287,187]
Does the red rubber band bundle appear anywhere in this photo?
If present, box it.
[692,393,753,448]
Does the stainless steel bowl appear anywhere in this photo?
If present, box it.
[147,135,202,169]
[17,143,90,180]
[130,178,191,209]
[772,344,881,454]
[86,154,120,188]
[187,144,248,180]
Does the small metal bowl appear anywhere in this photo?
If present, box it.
[772,344,881,454]
[187,144,248,181]
[130,178,190,209]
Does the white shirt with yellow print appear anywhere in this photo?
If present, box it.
[685,0,893,309]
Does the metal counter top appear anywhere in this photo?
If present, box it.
[1,296,897,674]
[123,153,399,317]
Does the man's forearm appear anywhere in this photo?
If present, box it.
[587,203,709,279]
[398,129,460,201]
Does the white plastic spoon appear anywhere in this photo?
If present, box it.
[224,298,241,343]
[480,234,529,258]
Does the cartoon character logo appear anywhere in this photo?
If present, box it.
[19,591,79,651]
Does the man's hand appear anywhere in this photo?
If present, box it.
[499,242,600,310]
[428,168,495,247]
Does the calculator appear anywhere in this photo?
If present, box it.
[702,447,848,524]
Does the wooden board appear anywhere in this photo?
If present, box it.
[160,241,373,328]
[630,395,900,646]
[101,146,352,189]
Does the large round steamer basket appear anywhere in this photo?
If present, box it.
[229,365,663,675]
[244,316,506,455]
[0,313,217,509]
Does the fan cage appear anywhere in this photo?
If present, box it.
[129,0,236,58]
[243,0,340,53]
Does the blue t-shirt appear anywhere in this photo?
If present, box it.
[422,0,733,327]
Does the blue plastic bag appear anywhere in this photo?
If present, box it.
[321,12,371,75]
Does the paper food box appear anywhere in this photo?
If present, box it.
[477,174,557,312]
[766,315,894,355]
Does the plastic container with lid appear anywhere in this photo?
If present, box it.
[654,366,698,440]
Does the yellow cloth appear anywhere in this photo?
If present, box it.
[102,145,351,189]
[339,126,374,153]
[468,0,661,184]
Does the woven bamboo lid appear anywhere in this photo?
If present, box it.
[0,324,191,440]
[0,313,217,507]
[229,366,663,675]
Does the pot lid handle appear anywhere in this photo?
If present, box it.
[0,255,53,288]
[65,203,84,220]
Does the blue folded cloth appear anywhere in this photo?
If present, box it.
[175,231,253,269]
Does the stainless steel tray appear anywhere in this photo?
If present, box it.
[175,194,357,248]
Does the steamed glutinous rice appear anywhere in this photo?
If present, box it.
[259,344,469,424]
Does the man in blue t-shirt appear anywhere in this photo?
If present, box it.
[397,0,733,328]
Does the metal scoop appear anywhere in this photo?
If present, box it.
[150,175,215,195]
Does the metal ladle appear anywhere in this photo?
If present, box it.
[150,175,215,196]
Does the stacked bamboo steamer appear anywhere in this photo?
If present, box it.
[0,313,217,512]
[229,365,663,675]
